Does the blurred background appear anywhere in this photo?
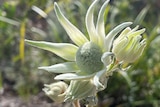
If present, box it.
[0,0,160,107]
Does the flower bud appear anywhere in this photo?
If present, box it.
[43,81,68,103]
[112,27,146,63]
[65,80,96,101]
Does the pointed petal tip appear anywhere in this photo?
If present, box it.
[54,2,59,14]
[25,39,35,44]
[54,2,58,7]
[54,76,60,80]
[25,39,39,43]
[126,22,133,25]
[142,28,146,32]
[121,22,133,26]
[38,66,50,72]
[38,66,45,70]
[25,39,30,42]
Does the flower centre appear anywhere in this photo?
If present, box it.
[76,42,103,74]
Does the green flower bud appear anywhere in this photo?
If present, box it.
[43,81,68,103]
[112,27,146,63]
[76,42,103,74]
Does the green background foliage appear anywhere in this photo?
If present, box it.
[0,0,160,106]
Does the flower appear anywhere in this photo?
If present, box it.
[112,26,146,63]
[65,80,96,102]
[43,81,68,103]
[25,0,146,105]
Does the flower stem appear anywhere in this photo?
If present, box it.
[73,100,81,107]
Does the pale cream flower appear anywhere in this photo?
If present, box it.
[43,81,68,103]
[112,26,146,63]
[25,0,146,104]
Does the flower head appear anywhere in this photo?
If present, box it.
[43,81,68,103]
[25,0,146,105]
[112,26,146,63]
[65,80,96,101]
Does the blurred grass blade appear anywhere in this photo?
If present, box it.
[19,21,26,63]
[31,4,62,42]
[134,6,149,25]
[31,27,47,37]
[0,16,20,26]
[118,71,132,87]
[32,6,48,18]
[0,72,2,88]
[44,4,54,14]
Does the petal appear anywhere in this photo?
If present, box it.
[96,0,110,48]
[105,22,132,51]
[25,39,78,61]
[65,80,96,101]
[127,28,145,38]
[54,3,88,46]
[130,40,146,62]
[85,0,99,43]
[93,69,107,90]
[94,55,116,91]
[114,38,131,62]
[54,73,95,80]
[114,27,131,42]
[112,37,128,55]
[43,81,68,103]
[101,52,114,66]
[38,62,79,73]
[127,25,139,34]
[123,36,141,62]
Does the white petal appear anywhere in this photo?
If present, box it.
[127,25,139,34]
[114,27,131,42]
[38,62,79,73]
[25,39,78,61]
[123,36,141,62]
[54,3,88,46]
[130,41,146,62]
[112,37,128,54]
[105,22,132,51]
[93,69,107,91]
[101,52,114,66]
[54,73,95,80]
[96,0,110,48]
[127,28,145,38]
[85,0,99,43]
